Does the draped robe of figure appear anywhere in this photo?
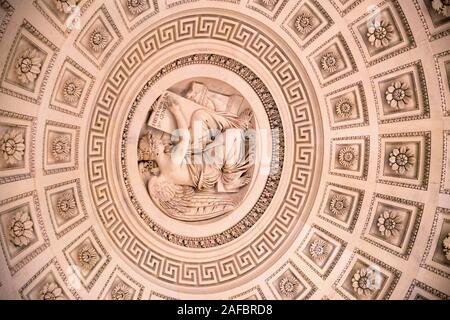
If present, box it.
[146,83,254,221]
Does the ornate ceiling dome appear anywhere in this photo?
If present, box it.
[0,0,449,300]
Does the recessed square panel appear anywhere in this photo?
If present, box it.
[414,0,450,41]
[0,110,36,185]
[434,50,450,117]
[49,57,95,117]
[441,131,450,194]
[328,0,365,16]
[98,266,144,300]
[62,227,111,292]
[297,224,347,279]
[18,258,80,300]
[281,0,333,49]
[246,0,290,21]
[377,131,431,190]
[43,120,80,175]
[0,191,49,275]
[45,179,88,239]
[318,182,364,232]
[0,20,58,104]
[362,193,424,260]
[333,249,401,300]
[33,0,94,35]
[308,33,357,87]
[349,0,416,66]
[329,136,369,180]
[325,82,368,130]
[73,5,122,69]
[230,286,266,300]
[115,0,159,31]
[266,260,316,300]
[404,279,449,300]
[0,1,14,44]
[421,207,450,279]
[371,60,429,123]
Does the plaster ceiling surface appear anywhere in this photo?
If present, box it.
[0,0,449,300]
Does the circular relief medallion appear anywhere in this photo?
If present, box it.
[122,54,284,248]
[138,78,256,221]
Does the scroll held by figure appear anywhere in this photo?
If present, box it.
[138,82,255,222]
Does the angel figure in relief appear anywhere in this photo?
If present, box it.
[139,82,254,221]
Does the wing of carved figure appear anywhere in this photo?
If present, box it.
[148,175,236,221]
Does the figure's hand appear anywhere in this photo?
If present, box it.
[164,94,181,114]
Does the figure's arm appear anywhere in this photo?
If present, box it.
[166,95,190,165]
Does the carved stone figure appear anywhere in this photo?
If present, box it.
[138,82,254,221]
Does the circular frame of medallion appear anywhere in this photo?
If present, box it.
[86,10,323,291]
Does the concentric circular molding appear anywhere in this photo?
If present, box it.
[0,0,448,300]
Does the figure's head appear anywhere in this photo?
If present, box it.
[185,82,203,103]
[147,128,172,160]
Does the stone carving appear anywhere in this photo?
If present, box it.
[320,52,339,73]
[9,209,34,247]
[377,210,402,238]
[335,97,353,119]
[431,0,450,17]
[51,135,71,162]
[338,146,358,168]
[260,0,278,7]
[89,27,110,52]
[351,268,377,296]
[442,233,450,261]
[40,282,64,300]
[385,81,413,110]
[351,1,416,66]
[366,20,394,48]
[54,0,77,13]
[0,1,446,301]
[62,77,83,104]
[329,194,348,216]
[111,282,132,300]
[139,83,254,222]
[278,275,299,298]
[56,191,77,220]
[77,244,99,271]
[309,239,329,261]
[127,0,149,15]
[15,49,42,85]
[294,12,314,35]
[0,129,25,165]
[388,146,415,175]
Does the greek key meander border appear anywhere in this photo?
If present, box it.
[87,14,318,287]
[122,54,284,249]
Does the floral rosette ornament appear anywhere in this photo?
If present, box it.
[432,0,450,17]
